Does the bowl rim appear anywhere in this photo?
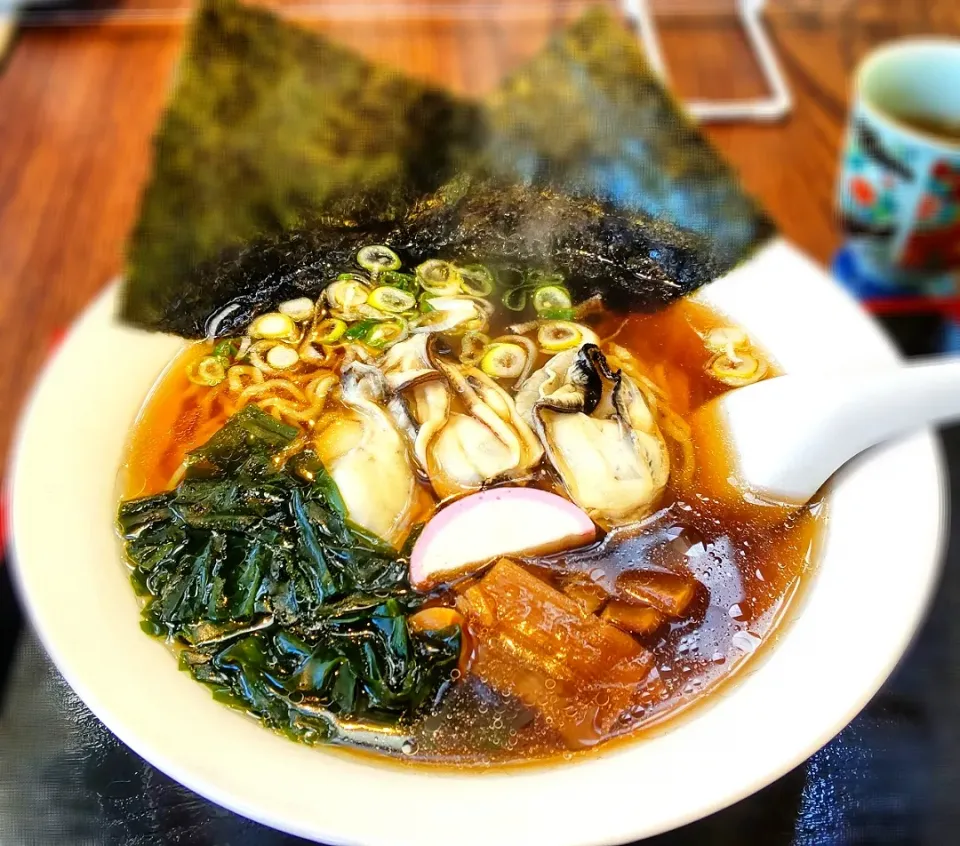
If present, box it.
[9,238,947,846]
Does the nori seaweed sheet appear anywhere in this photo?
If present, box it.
[481,8,773,264]
[122,0,483,330]
[159,176,722,339]
[121,1,774,339]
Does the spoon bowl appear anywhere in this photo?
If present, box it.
[699,356,960,505]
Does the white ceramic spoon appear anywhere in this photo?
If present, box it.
[697,356,960,505]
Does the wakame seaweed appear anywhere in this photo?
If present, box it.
[118,406,460,744]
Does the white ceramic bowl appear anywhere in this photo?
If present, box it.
[10,239,946,846]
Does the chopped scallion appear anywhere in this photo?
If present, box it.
[538,320,584,352]
[480,343,527,379]
[538,307,576,321]
[249,312,298,341]
[344,319,379,341]
[459,265,495,297]
[502,288,527,311]
[532,285,573,314]
[313,318,347,344]
[416,259,461,296]
[365,319,408,349]
[278,297,315,322]
[368,286,417,314]
[357,245,401,275]
[266,345,299,370]
[188,356,227,386]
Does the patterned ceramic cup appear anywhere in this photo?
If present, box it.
[838,39,960,289]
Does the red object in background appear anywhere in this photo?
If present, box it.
[932,159,960,191]
[900,226,960,270]
[865,295,960,322]
[850,175,877,206]
[917,194,941,221]
[900,159,960,270]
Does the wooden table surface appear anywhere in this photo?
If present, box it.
[0,0,956,475]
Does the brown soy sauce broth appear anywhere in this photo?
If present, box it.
[414,498,819,767]
[121,299,823,768]
[407,301,822,765]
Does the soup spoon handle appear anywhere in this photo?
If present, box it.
[705,356,960,505]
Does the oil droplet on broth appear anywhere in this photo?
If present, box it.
[731,631,762,654]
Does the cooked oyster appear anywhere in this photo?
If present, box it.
[516,344,669,526]
[424,358,544,500]
[379,335,450,471]
[312,362,418,545]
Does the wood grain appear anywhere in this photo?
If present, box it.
[0,1,953,477]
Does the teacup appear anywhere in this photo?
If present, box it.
[838,39,960,290]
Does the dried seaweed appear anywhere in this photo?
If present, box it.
[122,0,482,330]
[121,1,773,338]
[158,176,721,338]
[481,8,774,262]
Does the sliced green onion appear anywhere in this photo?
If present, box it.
[459,264,495,297]
[538,320,584,352]
[525,269,565,289]
[187,356,226,386]
[249,312,298,341]
[502,287,527,311]
[418,292,436,312]
[212,338,240,363]
[326,279,370,312]
[314,317,347,344]
[357,245,401,275]
[416,259,461,295]
[368,286,417,314]
[278,297,315,322]
[337,271,372,284]
[533,285,573,314]
[365,318,408,349]
[353,303,394,321]
[378,270,418,293]
[460,331,490,365]
[266,344,299,370]
[344,319,379,341]
[493,333,537,386]
[480,343,527,379]
[538,307,576,321]
[708,351,768,387]
[703,326,749,353]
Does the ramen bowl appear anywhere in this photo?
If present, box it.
[9,238,945,845]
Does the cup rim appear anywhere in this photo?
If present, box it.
[855,37,960,152]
